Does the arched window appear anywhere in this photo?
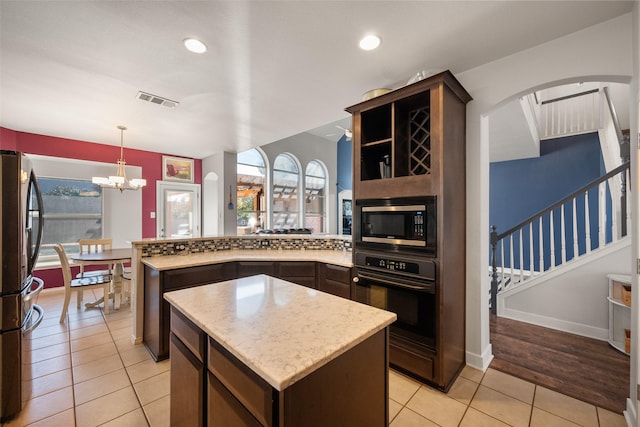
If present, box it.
[237,148,267,234]
[304,160,328,233]
[273,153,300,230]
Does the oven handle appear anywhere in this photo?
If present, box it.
[355,270,434,293]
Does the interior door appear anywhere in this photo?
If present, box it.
[156,182,201,239]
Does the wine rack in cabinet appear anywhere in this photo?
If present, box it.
[347,70,471,199]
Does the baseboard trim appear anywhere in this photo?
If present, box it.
[466,342,493,371]
[501,307,609,341]
[624,397,636,427]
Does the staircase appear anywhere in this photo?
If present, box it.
[490,84,630,340]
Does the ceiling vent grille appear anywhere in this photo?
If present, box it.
[136,91,179,108]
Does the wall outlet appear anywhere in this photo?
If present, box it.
[150,211,156,219]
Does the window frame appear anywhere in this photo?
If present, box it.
[236,148,268,233]
[272,153,302,230]
[304,160,329,233]
[37,176,105,263]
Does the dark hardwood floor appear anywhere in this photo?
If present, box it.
[489,313,630,413]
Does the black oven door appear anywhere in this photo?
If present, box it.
[354,268,435,351]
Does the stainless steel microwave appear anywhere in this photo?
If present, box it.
[354,197,437,255]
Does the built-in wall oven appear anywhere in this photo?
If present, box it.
[353,250,437,381]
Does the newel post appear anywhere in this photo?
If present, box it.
[490,225,498,315]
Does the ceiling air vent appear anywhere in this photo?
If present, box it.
[136,91,179,108]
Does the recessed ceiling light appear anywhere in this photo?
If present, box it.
[184,38,207,54]
[359,34,381,51]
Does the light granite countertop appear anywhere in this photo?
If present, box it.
[141,249,353,271]
[164,274,396,391]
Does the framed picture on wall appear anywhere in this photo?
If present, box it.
[162,156,194,182]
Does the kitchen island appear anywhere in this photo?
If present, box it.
[164,274,396,426]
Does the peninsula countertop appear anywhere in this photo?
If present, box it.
[141,249,353,271]
[163,274,396,391]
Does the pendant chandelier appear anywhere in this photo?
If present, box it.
[92,126,147,192]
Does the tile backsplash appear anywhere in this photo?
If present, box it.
[139,236,352,258]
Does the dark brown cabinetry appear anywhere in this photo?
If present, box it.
[144,260,351,361]
[277,261,316,289]
[235,261,276,278]
[169,305,389,426]
[347,70,471,200]
[347,70,471,391]
[144,263,235,360]
[317,263,352,299]
[169,309,206,426]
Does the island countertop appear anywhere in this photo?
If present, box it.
[141,249,353,271]
[164,274,396,391]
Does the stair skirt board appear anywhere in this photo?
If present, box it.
[497,236,630,298]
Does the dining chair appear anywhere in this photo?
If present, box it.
[55,244,112,323]
[76,238,114,279]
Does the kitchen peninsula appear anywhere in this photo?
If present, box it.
[164,274,396,426]
[129,235,353,358]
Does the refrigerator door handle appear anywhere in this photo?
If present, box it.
[23,277,44,303]
[23,304,43,335]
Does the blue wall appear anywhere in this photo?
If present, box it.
[490,132,607,270]
[336,135,352,233]
[337,135,352,192]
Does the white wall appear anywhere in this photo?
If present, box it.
[201,151,237,236]
[457,12,633,371]
[29,154,143,248]
[500,240,631,340]
[202,171,220,236]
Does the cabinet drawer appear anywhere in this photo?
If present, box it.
[278,261,316,278]
[164,264,231,290]
[208,373,262,427]
[171,308,205,362]
[390,343,434,382]
[208,338,274,426]
[318,279,350,299]
[324,264,351,283]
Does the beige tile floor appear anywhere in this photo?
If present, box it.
[2,287,629,427]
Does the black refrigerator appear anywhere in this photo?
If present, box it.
[0,150,45,422]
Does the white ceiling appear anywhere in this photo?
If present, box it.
[0,1,632,159]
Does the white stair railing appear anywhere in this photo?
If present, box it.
[489,162,630,314]
[539,89,602,140]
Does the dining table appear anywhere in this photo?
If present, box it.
[70,248,132,312]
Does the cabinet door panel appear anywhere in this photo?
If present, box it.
[318,280,350,299]
[235,262,275,278]
[170,333,204,426]
[283,276,316,289]
[171,307,205,362]
[317,264,352,299]
[208,338,273,426]
[165,263,233,290]
[277,261,316,278]
[208,373,263,427]
[143,266,162,360]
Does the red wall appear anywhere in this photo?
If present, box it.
[0,127,202,287]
